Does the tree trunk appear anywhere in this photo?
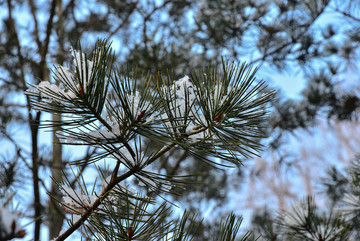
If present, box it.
[49,2,65,238]
[49,113,64,239]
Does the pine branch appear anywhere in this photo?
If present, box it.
[54,124,212,240]
[54,169,134,241]
[26,40,274,240]
[84,95,136,159]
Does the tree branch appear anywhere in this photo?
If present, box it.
[106,0,139,39]
[28,0,42,49]
[249,2,330,66]
[335,9,360,23]
[54,125,208,240]
[54,161,138,241]
[6,1,44,240]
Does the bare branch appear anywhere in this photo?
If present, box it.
[28,0,42,49]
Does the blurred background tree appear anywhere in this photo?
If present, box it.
[1,0,360,240]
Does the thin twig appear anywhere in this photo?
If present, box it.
[169,150,188,176]
[28,0,42,49]
[0,103,28,108]
[106,0,139,39]
[41,0,57,67]
[335,9,360,23]
[249,2,330,66]
[69,147,97,189]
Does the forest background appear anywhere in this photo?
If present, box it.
[1,0,360,240]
